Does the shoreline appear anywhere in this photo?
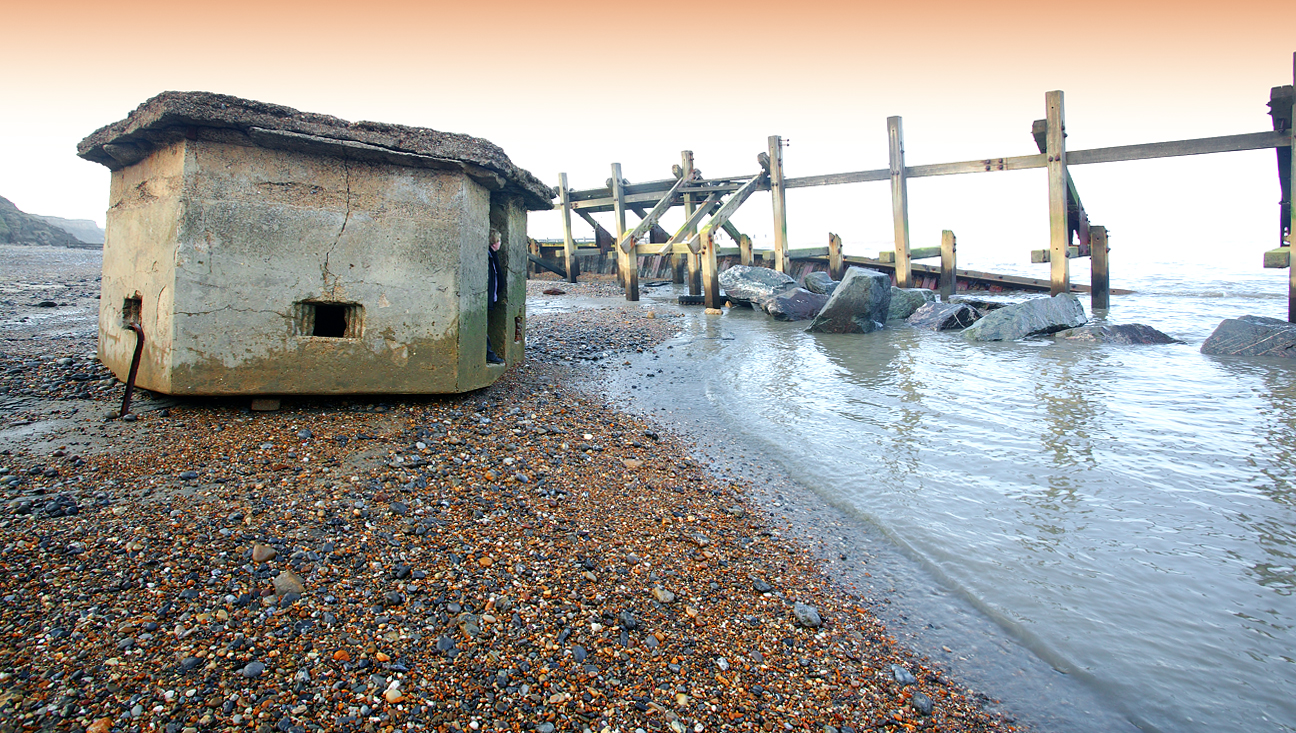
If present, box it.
[1,255,1014,733]
[578,292,1134,733]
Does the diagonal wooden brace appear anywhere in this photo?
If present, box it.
[661,191,724,254]
[617,175,688,253]
[683,171,767,251]
[630,206,672,243]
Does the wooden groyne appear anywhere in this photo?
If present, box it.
[528,240,1133,296]
[544,54,1295,320]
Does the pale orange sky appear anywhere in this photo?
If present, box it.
[3,0,1293,265]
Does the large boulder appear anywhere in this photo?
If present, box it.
[807,267,892,334]
[1200,315,1296,358]
[763,288,829,321]
[962,293,1087,341]
[1056,324,1180,345]
[950,296,1013,312]
[803,271,839,297]
[907,302,980,331]
[719,265,797,306]
[888,287,936,320]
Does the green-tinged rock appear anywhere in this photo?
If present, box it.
[888,287,936,320]
[807,267,891,334]
[803,271,838,296]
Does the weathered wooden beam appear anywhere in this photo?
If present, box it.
[906,155,1048,178]
[699,227,721,308]
[774,131,1291,191]
[828,232,843,280]
[940,230,957,301]
[1034,119,1090,249]
[784,169,891,188]
[557,129,1292,210]
[629,206,672,244]
[769,136,789,273]
[564,174,753,203]
[528,254,568,279]
[739,234,753,266]
[720,221,745,243]
[823,255,1131,294]
[785,247,829,258]
[618,176,688,254]
[888,116,913,288]
[562,183,743,212]
[682,151,701,296]
[1264,247,1291,268]
[663,191,724,253]
[685,171,766,251]
[1068,130,1289,166]
[1288,59,1296,323]
[573,209,614,253]
[1272,82,1294,254]
[1030,246,1081,262]
[1090,226,1110,310]
[1046,91,1070,296]
[558,172,578,283]
[632,243,708,256]
[611,163,638,301]
[878,246,941,263]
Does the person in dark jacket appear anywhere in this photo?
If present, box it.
[486,230,505,364]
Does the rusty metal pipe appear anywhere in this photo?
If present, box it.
[120,323,144,418]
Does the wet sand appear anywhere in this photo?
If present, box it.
[0,249,1015,733]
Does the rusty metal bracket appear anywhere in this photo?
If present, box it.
[120,323,144,418]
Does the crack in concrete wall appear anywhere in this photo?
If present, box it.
[322,157,352,295]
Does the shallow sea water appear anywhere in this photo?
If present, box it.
[606,258,1296,733]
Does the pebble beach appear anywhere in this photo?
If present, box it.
[0,247,1016,733]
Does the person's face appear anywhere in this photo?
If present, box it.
[489,238,501,252]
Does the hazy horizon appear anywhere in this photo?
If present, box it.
[4,0,1293,267]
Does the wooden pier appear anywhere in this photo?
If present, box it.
[548,54,1296,321]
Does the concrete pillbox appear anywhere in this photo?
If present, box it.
[79,92,552,395]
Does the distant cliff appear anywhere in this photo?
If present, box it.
[0,196,103,248]
[35,214,104,244]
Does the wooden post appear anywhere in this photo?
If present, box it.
[558,173,578,284]
[1046,91,1070,296]
[940,230,957,301]
[739,234,753,266]
[769,135,789,273]
[611,163,638,301]
[1289,55,1296,322]
[828,232,844,280]
[1090,225,1110,310]
[528,238,541,278]
[681,150,701,295]
[700,227,721,308]
[888,117,912,288]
